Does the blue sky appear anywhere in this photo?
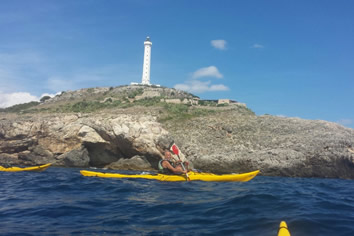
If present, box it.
[0,0,353,128]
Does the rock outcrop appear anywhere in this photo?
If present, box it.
[163,110,354,179]
[0,113,169,169]
[105,155,154,171]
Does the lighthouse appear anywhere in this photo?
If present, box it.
[141,36,152,85]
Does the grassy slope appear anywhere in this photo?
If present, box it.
[0,85,254,122]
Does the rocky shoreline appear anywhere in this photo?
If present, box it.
[1,86,354,179]
[164,111,354,179]
[1,108,354,179]
[0,112,167,169]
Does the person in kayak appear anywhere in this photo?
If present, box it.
[158,151,188,175]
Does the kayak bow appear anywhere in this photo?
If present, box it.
[278,221,291,236]
[0,163,52,172]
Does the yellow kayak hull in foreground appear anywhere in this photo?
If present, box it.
[278,221,291,236]
[80,170,260,182]
[0,163,51,172]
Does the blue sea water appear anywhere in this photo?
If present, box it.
[1,167,354,236]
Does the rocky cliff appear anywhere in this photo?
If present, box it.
[0,112,168,170]
[1,85,354,179]
[163,109,354,179]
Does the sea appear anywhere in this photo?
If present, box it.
[1,167,354,236]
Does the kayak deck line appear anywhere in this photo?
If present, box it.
[80,169,260,182]
[0,163,52,172]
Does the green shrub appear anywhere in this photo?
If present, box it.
[133,97,162,106]
[40,96,51,103]
[44,99,127,113]
[158,103,215,122]
[199,100,217,106]
[217,103,229,107]
[163,103,189,114]
[127,88,144,99]
[1,101,40,113]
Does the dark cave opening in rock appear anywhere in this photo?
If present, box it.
[85,143,122,167]
[84,142,161,170]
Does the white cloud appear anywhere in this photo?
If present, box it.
[211,40,227,50]
[174,80,229,93]
[0,92,39,108]
[192,66,223,79]
[251,43,264,49]
[175,66,228,93]
[209,84,229,91]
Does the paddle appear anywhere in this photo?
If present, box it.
[170,143,190,181]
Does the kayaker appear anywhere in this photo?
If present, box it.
[158,151,188,175]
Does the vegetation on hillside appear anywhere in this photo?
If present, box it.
[0,86,254,121]
[157,103,217,122]
[0,101,40,113]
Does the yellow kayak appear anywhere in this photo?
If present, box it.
[80,170,260,182]
[278,221,291,236]
[0,163,52,172]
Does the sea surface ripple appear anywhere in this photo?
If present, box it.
[1,167,354,235]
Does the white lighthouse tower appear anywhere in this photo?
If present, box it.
[141,36,152,85]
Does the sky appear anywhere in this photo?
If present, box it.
[0,0,353,128]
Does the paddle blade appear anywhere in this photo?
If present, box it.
[171,144,179,155]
